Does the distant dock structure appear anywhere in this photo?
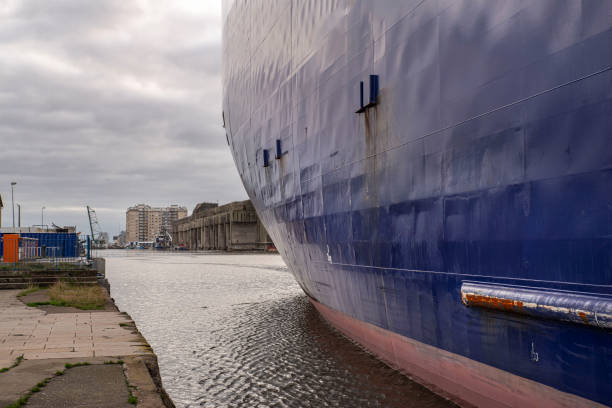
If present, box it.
[171,200,272,251]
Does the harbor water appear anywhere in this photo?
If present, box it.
[102,250,454,408]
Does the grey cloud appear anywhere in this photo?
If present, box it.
[169,43,223,77]
[0,1,244,236]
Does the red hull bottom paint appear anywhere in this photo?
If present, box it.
[310,298,604,408]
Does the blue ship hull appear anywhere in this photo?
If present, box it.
[222,1,612,406]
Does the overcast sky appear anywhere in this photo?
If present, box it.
[0,0,245,237]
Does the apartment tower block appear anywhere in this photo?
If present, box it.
[126,204,187,243]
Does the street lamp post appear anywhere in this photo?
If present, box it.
[17,204,21,227]
[10,182,16,228]
[41,206,45,229]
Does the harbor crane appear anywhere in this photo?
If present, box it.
[86,205,105,248]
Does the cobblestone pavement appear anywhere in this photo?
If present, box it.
[0,290,150,369]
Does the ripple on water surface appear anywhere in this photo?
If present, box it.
[102,251,454,408]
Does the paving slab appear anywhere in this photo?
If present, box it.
[0,357,108,407]
[0,289,169,407]
[0,290,150,361]
[26,364,134,408]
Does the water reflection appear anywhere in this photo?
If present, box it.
[103,251,454,408]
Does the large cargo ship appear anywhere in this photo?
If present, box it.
[221,2,612,406]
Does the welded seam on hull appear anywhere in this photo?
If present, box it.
[301,66,612,185]
[379,270,392,331]
[310,259,612,290]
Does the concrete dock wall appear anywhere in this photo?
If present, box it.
[171,200,272,251]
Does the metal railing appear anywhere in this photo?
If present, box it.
[19,237,39,260]
[1,245,89,269]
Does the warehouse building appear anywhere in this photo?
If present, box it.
[171,200,272,251]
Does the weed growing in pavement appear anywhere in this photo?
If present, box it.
[124,363,139,405]
[0,355,24,373]
[5,360,131,407]
[4,395,28,408]
[4,377,51,407]
[4,361,108,408]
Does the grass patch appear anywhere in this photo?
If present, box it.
[26,299,73,308]
[128,395,138,404]
[48,281,105,310]
[119,323,130,327]
[104,359,124,365]
[0,355,24,373]
[17,285,41,297]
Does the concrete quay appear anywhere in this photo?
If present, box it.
[172,200,272,251]
[0,289,174,407]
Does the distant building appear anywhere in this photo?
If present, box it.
[126,204,187,243]
[54,226,77,233]
[113,231,127,246]
[171,200,272,251]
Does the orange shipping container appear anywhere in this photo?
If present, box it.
[3,234,19,263]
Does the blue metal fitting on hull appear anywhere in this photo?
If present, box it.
[369,74,379,104]
[275,139,282,159]
[359,81,364,110]
[355,75,379,113]
[461,282,612,329]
